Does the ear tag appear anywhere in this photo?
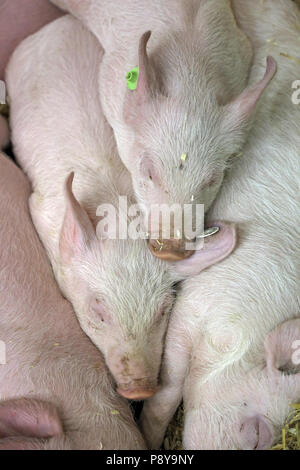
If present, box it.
[181,153,187,162]
[126,67,140,90]
[179,153,188,170]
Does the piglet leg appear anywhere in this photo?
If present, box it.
[140,318,191,449]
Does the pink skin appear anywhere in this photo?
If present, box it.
[183,319,300,450]
[0,399,69,450]
[140,313,191,449]
[60,172,237,400]
[6,14,237,402]
[49,1,277,259]
[0,153,146,450]
[140,0,299,447]
[118,30,275,260]
[0,399,63,439]
[0,0,63,80]
[141,317,300,450]
[172,222,236,278]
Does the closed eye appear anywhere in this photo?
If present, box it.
[206,176,219,187]
[91,297,111,324]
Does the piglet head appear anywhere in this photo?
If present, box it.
[59,173,176,400]
[183,318,300,450]
[121,31,276,259]
[237,318,300,450]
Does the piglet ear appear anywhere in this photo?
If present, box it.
[137,31,153,100]
[239,415,273,450]
[59,172,96,263]
[0,398,63,439]
[265,319,300,375]
[173,222,236,278]
[224,56,277,125]
[124,31,159,124]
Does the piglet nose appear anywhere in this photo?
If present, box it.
[148,238,194,261]
[117,387,157,401]
[116,378,159,400]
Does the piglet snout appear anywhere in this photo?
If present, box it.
[117,378,158,401]
[148,238,194,261]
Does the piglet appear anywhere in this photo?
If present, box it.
[140,0,300,450]
[0,0,63,80]
[0,152,146,450]
[50,0,276,260]
[6,15,236,401]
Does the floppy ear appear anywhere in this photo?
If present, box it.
[224,56,277,126]
[124,31,159,124]
[173,222,236,278]
[59,172,96,263]
[0,398,63,439]
[239,415,273,450]
[265,318,300,375]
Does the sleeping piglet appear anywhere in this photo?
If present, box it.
[0,152,146,450]
[50,0,276,260]
[6,15,236,401]
[140,0,300,449]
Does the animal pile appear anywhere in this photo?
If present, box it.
[0,0,299,450]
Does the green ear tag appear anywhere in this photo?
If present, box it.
[126,67,139,91]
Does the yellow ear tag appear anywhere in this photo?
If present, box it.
[181,153,187,162]
[179,153,188,170]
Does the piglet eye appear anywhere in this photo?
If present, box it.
[91,298,109,323]
[156,295,174,320]
[139,154,160,185]
[95,299,104,322]
[207,176,218,187]
[155,310,165,322]
[158,304,168,318]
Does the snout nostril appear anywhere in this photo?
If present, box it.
[148,239,194,260]
[116,378,159,400]
[117,388,158,401]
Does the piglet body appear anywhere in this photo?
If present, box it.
[0,153,146,450]
[50,0,276,259]
[6,15,236,400]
